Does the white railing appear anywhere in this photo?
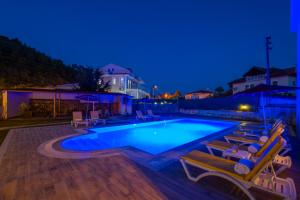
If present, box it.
[126,89,149,99]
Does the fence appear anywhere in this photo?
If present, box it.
[180,108,261,121]
[133,99,179,114]
[178,96,260,111]
[133,96,296,124]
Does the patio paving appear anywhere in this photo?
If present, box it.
[0,124,298,200]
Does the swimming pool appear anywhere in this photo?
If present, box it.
[62,118,236,155]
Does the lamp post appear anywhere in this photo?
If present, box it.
[152,85,158,99]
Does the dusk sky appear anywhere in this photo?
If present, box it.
[0,0,296,93]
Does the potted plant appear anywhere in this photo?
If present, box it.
[19,102,32,118]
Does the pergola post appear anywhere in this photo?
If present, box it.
[53,91,56,119]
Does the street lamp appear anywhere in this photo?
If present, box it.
[152,85,158,98]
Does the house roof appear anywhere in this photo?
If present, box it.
[185,90,213,95]
[229,66,296,86]
[234,84,299,96]
[228,78,245,86]
[243,66,296,77]
[99,63,145,84]
[0,88,130,96]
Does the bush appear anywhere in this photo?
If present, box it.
[19,102,32,117]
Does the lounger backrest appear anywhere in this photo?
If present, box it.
[245,137,284,181]
[136,110,143,118]
[147,110,153,116]
[90,111,99,120]
[73,111,83,121]
[255,123,285,157]
[268,119,283,136]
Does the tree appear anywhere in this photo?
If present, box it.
[95,69,110,92]
[214,86,225,97]
[0,35,109,92]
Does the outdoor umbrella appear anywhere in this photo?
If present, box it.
[76,95,98,119]
[234,84,298,132]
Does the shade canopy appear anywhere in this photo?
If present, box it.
[234,84,299,96]
[76,95,98,101]
[233,84,298,132]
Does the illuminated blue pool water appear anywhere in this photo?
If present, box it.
[62,118,236,154]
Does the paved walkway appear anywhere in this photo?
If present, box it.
[0,124,298,200]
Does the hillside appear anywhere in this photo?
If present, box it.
[0,36,98,90]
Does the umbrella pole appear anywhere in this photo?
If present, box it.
[261,93,267,133]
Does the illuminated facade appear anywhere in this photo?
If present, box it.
[99,64,149,99]
[229,66,296,94]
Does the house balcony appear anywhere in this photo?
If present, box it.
[126,88,149,99]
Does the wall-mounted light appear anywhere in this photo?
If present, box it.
[239,104,250,111]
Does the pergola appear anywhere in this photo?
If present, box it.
[291,0,299,137]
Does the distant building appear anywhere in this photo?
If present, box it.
[99,64,149,99]
[159,90,181,100]
[184,90,213,100]
[229,66,296,94]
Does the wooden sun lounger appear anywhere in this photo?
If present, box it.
[71,111,89,128]
[136,110,152,120]
[238,119,282,137]
[228,120,284,140]
[224,123,291,156]
[181,137,296,200]
[147,110,160,119]
[206,124,291,175]
[90,111,106,125]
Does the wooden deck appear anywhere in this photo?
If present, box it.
[0,124,299,200]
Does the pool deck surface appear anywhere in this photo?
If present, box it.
[0,123,299,200]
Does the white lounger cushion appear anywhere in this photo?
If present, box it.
[259,136,269,144]
[248,143,261,154]
[234,159,254,175]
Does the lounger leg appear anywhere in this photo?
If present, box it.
[180,159,256,200]
[275,165,287,176]
[273,155,292,175]
[206,146,214,155]
[225,137,230,143]
[180,159,200,182]
[279,148,291,156]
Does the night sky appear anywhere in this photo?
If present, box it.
[0,0,296,93]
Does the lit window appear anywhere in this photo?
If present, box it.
[127,80,131,88]
[272,81,278,86]
[112,78,116,85]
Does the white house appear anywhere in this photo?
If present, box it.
[99,64,149,99]
[229,66,296,94]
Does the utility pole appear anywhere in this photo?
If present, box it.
[265,36,272,85]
